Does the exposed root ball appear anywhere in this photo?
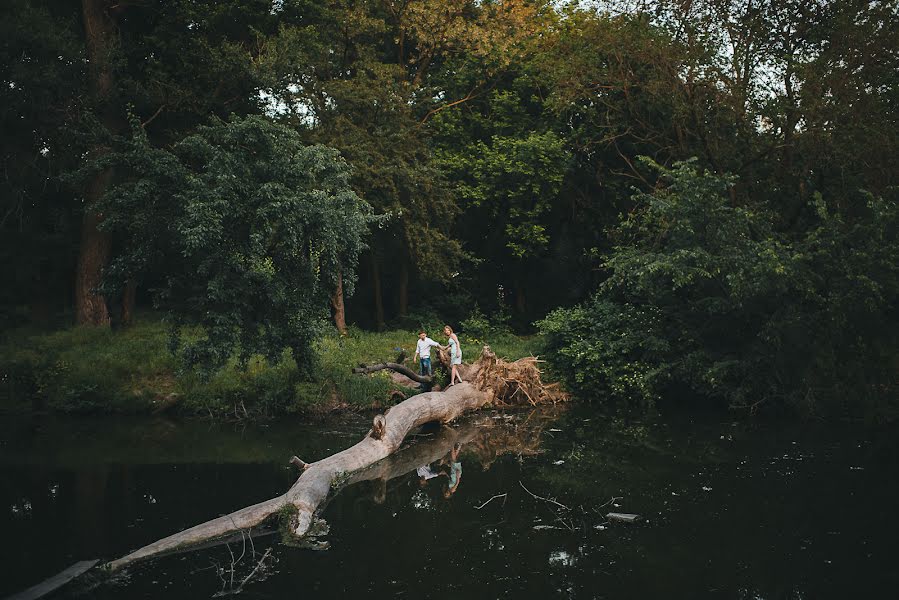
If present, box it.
[472,346,568,406]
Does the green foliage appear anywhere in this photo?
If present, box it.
[439,127,570,259]
[460,306,496,341]
[539,298,669,405]
[91,115,374,375]
[0,316,176,413]
[0,315,540,415]
[540,160,899,417]
[3,0,898,420]
[0,0,86,319]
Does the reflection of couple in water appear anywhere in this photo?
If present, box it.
[416,442,463,498]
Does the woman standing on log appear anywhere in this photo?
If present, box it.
[444,325,463,385]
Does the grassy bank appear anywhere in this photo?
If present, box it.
[0,315,544,417]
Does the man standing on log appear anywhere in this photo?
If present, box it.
[414,330,441,377]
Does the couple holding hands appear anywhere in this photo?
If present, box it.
[414,325,463,386]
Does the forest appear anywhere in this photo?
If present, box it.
[1,0,897,420]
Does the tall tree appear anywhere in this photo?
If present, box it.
[75,0,126,325]
[92,115,374,373]
[258,0,548,327]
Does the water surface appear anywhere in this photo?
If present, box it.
[1,406,896,599]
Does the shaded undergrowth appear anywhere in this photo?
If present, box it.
[0,313,544,417]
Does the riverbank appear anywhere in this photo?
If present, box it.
[0,315,544,417]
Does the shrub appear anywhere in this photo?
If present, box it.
[539,159,899,418]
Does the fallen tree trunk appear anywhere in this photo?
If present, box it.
[107,346,565,572]
[319,409,555,514]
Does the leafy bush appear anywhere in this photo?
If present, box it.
[86,115,375,376]
[539,159,899,418]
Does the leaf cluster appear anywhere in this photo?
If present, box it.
[91,115,375,375]
[540,160,899,416]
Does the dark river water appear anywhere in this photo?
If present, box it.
[1,405,897,599]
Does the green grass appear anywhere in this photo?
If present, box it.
[0,314,545,416]
[0,316,177,413]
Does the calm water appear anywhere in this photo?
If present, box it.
[1,406,897,599]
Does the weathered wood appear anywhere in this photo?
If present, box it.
[6,560,99,600]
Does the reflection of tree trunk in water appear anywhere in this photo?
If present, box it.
[107,347,566,571]
[74,466,109,556]
[371,254,385,330]
[331,271,347,335]
[398,260,409,317]
[76,0,125,326]
[338,411,552,491]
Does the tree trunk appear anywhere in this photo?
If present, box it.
[76,0,122,326]
[398,259,409,316]
[371,254,385,330]
[106,347,566,572]
[120,279,136,327]
[331,271,347,335]
[514,279,526,316]
[75,204,112,326]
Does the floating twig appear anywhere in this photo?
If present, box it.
[519,480,569,510]
[475,493,508,510]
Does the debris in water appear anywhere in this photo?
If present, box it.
[606,512,642,523]
[702,486,713,491]
[553,460,565,465]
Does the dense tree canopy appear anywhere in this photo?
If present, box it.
[85,115,373,374]
[1,0,897,416]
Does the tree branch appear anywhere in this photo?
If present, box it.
[140,104,166,129]
[353,361,433,384]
